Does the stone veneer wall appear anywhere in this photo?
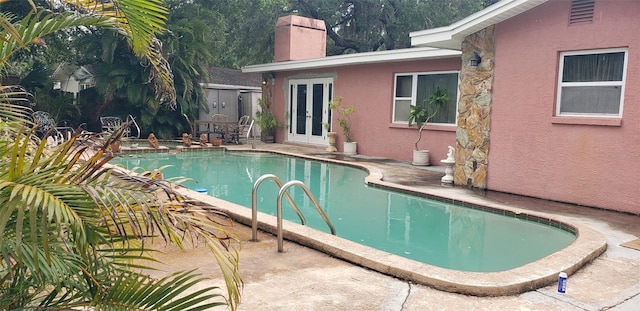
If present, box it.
[454,25,495,189]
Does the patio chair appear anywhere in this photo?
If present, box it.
[237,115,254,144]
[209,114,229,139]
[100,116,130,137]
[211,114,228,123]
[195,120,210,140]
[222,115,253,144]
[32,111,65,145]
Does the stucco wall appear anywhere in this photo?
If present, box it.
[489,1,640,214]
[271,58,461,163]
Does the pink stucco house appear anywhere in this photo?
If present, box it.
[242,0,639,215]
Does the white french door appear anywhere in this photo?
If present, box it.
[287,78,333,145]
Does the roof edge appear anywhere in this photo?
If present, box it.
[242,47,461,73]
[199,83,261,91]
[410,0,547,49]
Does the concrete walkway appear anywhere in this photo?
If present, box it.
[144,143,640,311]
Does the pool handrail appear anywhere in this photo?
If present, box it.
[276,180,336,252]
[251,174,306,241]
[127,114,141,139]
[246,119,255,146]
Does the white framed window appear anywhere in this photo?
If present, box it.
[392,71,459,124]
[556,48,627,117]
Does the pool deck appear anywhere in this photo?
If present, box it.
[141,142,640,310]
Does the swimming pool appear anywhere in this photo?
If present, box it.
[113,150,575,273]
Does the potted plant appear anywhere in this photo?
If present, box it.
[255,98,281,143]
[330,97,357,155]
[408,87,450,165]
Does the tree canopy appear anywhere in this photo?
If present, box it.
[1,0,499,138]
[219,0,500,64]
[289,0,486,54]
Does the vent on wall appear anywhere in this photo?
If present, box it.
[570,0,595,24]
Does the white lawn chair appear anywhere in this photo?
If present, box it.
[33,111,65,146]
[100,116,131,137]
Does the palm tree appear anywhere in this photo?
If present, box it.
[162,1,219,118]
[0,0,177,108]
[0,98,241,310]
[0,1,242,310]
[81,31,164,133]
[72,2,218,138]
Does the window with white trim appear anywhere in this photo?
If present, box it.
[557,48,627,117]
[393,71,458,124]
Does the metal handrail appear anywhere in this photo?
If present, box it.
[127,114,141,139]
[247,120,255,148]
[251,174,306,241]
[276,180,336,252]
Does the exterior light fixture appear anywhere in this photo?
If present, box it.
[470,52,482,67]
[269,72,275,85]
[262,72,275,85]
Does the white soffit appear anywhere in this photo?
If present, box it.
[241,47,461,73]
[410,0,548,50]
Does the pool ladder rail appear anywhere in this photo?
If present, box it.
[251,174,336,252]
[126,114,141,139]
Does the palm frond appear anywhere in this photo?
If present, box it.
[65,0,176,107]
[0,11,114,66]
[68,0,168,54]
[0,12,24,46]
[95,270,226,311]
[0,86,35,119]
[0,101,242,310]
[0,1,176,107]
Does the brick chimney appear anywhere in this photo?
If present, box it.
[274,15,326,62]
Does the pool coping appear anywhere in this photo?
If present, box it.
[155,148,607,296]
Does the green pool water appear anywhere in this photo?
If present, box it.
[112,151,575,272]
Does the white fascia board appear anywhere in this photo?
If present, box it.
[410,27,455,47]
[199,83,261,91]
[410,0,547,49]
[241,47,461,73]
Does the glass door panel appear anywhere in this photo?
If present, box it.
[296,84,307,135]
[311,83,324,136]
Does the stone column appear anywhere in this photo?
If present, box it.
[454,25,495,189]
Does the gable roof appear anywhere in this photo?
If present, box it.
[242,47,460,73]
[410,0,547,50]
[52,63,94,82]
